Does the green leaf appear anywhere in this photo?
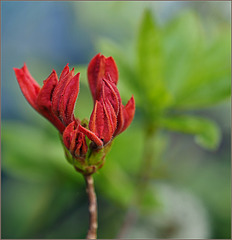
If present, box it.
[158,115,221,150]
[173,30,231,109]
[137,9,172,111]
[162,11,231,109]
[1,122,80,183]
[163,11,205,96]
[73,64,88,87]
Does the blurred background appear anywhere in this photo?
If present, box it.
[1,1,231,239]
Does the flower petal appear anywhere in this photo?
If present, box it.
[105,99,117,135]
[37,70,58,111]
[63,121,88,156]
[102,79,120,115]
[88,53,118,101]
[14,63,40,109]
[101,99,116,143]
[59,73,80,126]
[60,63,70,80]
[75,132,88,156]
[51,66,75,119]
[113,104,124,137]
[78,124,103,147]
[36,70,65,133]
[89,98,116,144]
[63,121,76,151]
[119,96,135,134]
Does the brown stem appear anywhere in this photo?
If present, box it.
[85,175,97,239]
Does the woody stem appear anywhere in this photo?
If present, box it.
[84,175,98,239]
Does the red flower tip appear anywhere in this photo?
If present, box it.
[87,54,135,144]
[119,95,135,134]
[14,63,41,109]
[14,64,81,134]
[51,66,77,124]
[88,53,119,101]
[60,63,70,79]
[102,78,120,115]
[59,72,80,126]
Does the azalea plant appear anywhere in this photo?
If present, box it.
[2,6,230,239]
[14,53,135,239]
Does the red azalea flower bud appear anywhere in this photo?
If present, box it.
[62,120,106,175]
[88,53,118,101]
[87,53,136,144]
[14,63,80,133]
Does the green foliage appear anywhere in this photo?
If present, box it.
[137,10,172,113]
[1,122,80,183]
[97,9,231,150]
[158,115,221,150]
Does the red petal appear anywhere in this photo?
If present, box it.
[87,53,118,101]
[75,132,88,156]
[113,104,124,137]
[89,98,116,144]
[59,73,80,126]
[63,121,76,150]
[101,100,116,143]
[60,63,70,80]
[119,96,135,134]
[37,70,58,110]
[80,136,88,155]
[63,121,89,156]
[89,100,103,135]
[14,63,40,109]
[102,79,120,115]
[36,70,66,133]
[51,66,75,120]
[78,124,103,146]
[104,56,118,84]
[105,99,117,135]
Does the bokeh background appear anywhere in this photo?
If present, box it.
[1,1,231,239]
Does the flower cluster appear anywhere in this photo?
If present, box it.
[14,54,135,175]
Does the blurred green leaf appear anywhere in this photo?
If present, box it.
[97,10,231,115]
[1,121,80,183]
[137,10,172,111]
[173,30,231,109]
[163,11,205,95]
[158,115,221,150]
[73,64,88,86]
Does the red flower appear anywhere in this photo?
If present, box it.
[14,54,135,173]
[14,63,80,133]
[88,53,135,144]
